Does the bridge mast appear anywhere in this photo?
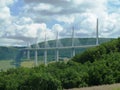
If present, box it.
[96,18,99,45]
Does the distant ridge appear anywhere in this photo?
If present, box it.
[0,38,113,60]
[32,38,113,48]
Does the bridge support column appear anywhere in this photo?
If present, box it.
[56,31,59,62]
[34,50,38,66]
[72,48,75,57]
[27,42,31,60]
[27,50,30,60]
[96,18,99,45]
[44,49,47,65]
[56,49,59,62]
[71,26,75,57]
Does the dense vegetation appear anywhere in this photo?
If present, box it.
[1,38,119,90]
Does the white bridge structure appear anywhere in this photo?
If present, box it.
[24,19,99,66]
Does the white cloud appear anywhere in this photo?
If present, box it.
[15,17,33,25]
[0,38,25,46]
[33,3,62,13]
[0,0,14,7]
[52,24,63,32]
[33,3,52,11]
[0,0,120,46]
[0,0,13,40]
[56,15,75,24]
[72,0,83,5]
[0,6,11,25]
[99,13,120,37]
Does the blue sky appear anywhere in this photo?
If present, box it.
[10,0,24,16]
[0,0,120,46]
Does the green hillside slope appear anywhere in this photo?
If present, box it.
[72,38,120,63]
[0,38,113,68]
[0,38,112,61]
[30,38,113,58]
[0,38,120,90]
[32,38,112,48]
[0,46,18,60]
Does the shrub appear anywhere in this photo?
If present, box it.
[19,73,62,90]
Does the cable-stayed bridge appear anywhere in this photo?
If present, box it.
[16,19,99,66]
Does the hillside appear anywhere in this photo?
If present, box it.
[72,38,120,63]
[0,38,112,61]
[0,38,113,68]
[0,38,120,90]
[15,38,113,66]
[32,38,112,48]
[30,38,113,58]
[0,46,18,60]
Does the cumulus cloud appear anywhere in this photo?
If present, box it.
[0,5,11,26]
[56,15,75,24]
[100,13,120,37]
[0,38,25,46]
[0,0,120,46]
[52,24,63,32]
[0,0,14,7]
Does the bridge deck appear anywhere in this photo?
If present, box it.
[24,44,98,50]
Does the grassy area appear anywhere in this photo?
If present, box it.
[20,59,69,68]
[67,83,120,90]
[21,60,35,68]
[20,59,46,68]
[0,60,15,71]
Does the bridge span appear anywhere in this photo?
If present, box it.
[16,18,99,66]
